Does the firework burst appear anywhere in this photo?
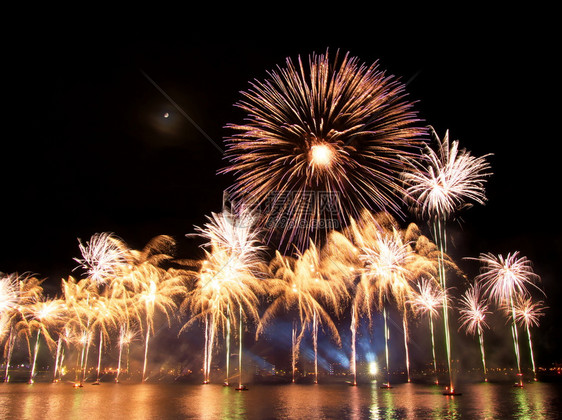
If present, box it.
[458,283,490,336]
[0,273,20,315]
[349,211,425,385]
[358,226,415,384]
[3,274,44,382]
[221,49,426,250]
[1,272,21,378]
[513,296,547,380]
[409,277,445,381]
[458,282,490,381]
[475,251,541,386]
[475,252,541,304]
[135,264,184,382]
[181,209,265,385]
[258,240,346,384]
[116,325,138,381]
[19,298,64,383]
[402,128,492,394]
[74,232,130,286]
[338,210,442,385]
[513,296,547,329]
[402,126,492,221]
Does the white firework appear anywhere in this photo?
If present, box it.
[74,232,129,285]
[403,127,492,220]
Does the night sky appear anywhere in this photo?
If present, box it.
[2,14,560,366]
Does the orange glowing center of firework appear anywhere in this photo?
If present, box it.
[310,144,333,166]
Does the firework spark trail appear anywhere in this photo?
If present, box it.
[403,127,492,393]
[58,327,73,381]
[355,215,417,385]
[75,331,86,383]
[383,307,390,386]
[0,273,19,314]
[206,318,215,383]
[29,329,41,383]
[429,314,437,380]
[23,299,63,383]
[409,277,445,382]
[81,331,92,383]
[510,301,522,385]
[319,230,358,383]
[434,220,453,389]
[478,332,487,381]
[114,326,133,382]
[71,233,132,383]
[116,325,126,382]
[291,319,298,383]
[135,265,183,382]
[458,282,490,381]
[2,273,44,382]
[350,305,357,385]
[3,327,16,382]
[53,328,72,382]
[238,305,244,388]
[142,283,154,382]
[221,49,426,251]
[75,292,96,384]
[74,333,84,383]
[202,313,209,383]
[53,335,63,382]
[402,314,411,382]
[181,209,265,384]
[117,236,186,383]
[341,210,442,386]
[1,273,21,383]
[258,240,346,384]
[96,329,103,382]
[60,277,94,384]
[91,296,120,383]
[312,310,319,384]
[475,251,541,386]
[514,296,547,381]
[225,305,231,385]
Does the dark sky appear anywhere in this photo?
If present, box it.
[2,13,560,362]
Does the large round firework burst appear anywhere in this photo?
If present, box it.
[220,50,427,252]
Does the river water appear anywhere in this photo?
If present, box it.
[1,381,561,419]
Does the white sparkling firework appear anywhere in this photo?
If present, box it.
[181,208,266,384]
[409,277,445,319]
[74,232,129,285]
[0,273,20,314]
[475,251,541,305]
[403,127,492,220]
[458,283,490,336]
[513,296,547,329]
